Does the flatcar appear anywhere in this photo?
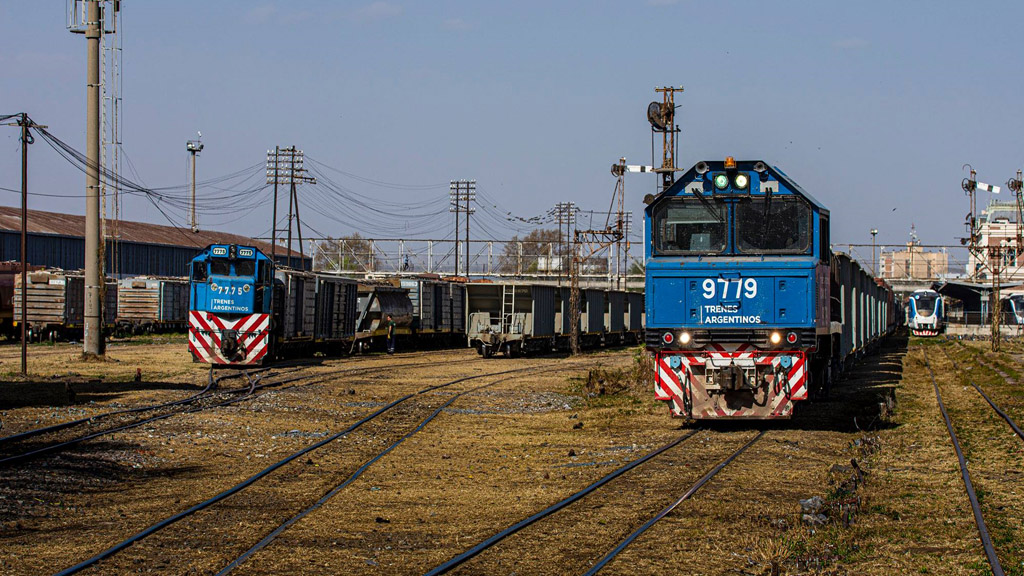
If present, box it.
[13,269,118,340]
[116,276,189,334]
[905,289,944,336]
[645,158,896,420]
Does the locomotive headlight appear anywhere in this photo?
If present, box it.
[733,173,750,190]
[713,173,729,190]
[679,331,692,345]
[769,331,782,345]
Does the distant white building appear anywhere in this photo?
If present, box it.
[967,201,1024,282]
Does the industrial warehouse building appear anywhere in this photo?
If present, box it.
[0,206,309,277]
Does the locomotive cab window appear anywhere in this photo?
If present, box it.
[210,258,231,276]
[258,262,272,285]
[652,199,727,255]
[192,261,208,282]
[734,196,812,254]
[235,260,255,277]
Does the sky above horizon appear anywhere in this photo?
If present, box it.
[2,1,1023,265]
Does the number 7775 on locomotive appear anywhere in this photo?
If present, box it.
[645,158,894,419]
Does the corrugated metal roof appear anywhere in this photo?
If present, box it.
[0,205,304,259]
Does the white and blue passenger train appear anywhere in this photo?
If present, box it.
[906,289,944,337]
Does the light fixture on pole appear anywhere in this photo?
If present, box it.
[870,228,878,276]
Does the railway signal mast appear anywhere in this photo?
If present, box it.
[569,87,679,354]
[963,166,1013,350]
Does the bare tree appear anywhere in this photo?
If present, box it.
[498,229,563,274]
[314,233,372,271]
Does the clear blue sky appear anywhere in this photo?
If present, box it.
[2,1,1022,254]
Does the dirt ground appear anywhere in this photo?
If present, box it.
[0,334,1021,575]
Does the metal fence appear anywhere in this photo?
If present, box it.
[305,238,643,285]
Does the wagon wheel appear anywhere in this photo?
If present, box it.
[481,344,493,359]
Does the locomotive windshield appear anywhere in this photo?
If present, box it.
[734,196,812,254]
[235,260,255,276]
[210,259,231,276]
[914,293,938,316]
[653,199,727,255]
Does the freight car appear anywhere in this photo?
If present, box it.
[905,288,944,336]
[188,244,359,365]
[0,261,43,337]
[352,277,467,351]
[13,269,118,340]
[116,276,189,333]
[466,282,642,357]
[645,158,897,420]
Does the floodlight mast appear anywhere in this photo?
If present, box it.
[187,134,203,233]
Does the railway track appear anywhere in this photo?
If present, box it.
[423,430,766,575]
[948,344,1024,441]
[0,355,477,468]
[50,361,575,576]
[214,364,572,575]
[923,349,1012,576]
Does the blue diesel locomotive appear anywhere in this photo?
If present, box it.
[645,158,895,419]
[188,244,275,365]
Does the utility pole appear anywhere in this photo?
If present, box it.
[465,180,475,276]
[83,0,103,357]
[187,134,203,233]
[449,180,475,276]
[268,147,280,263]
[2,113,42,373]
[266,147,314,269]
[450,181,459,275]
[19,115,31,374]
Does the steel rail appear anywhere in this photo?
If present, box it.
[946,345,1024,443]
[215,365,567,575]
[423,430,701,576]
[51,364,548,576]
[924,355,1005,576]
[0,371,259,468]
[0,357,448,468]
[970,383,1024,442]
[583,430,766,575]
[0,368,251,445]
[0,352,434,447]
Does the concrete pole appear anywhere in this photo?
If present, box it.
[83,0,103,357]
